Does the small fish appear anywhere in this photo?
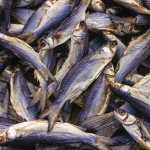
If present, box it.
[0,33,55,82]
[113,0,150,15]
[77,63,114,125]
[11,8,35,25]
[39,41,117,131]
[38,0,91,50]
[115,29,150,83]
[28,49,57,112]
[114,109,150,150]
[0,120,118,149]
[89,0,105,12]
[10,67,37,121]
[86,12,141,35]
[47,20,89,98]
[19,0,77,44]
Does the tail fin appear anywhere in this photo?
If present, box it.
[27,88,47,112]
[95,135,118,150]
[81,112,121,137]
[39,104,60,132]
[38,66,56,82]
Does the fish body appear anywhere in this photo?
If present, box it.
[10,68,36,121]
[77,63,114,125]
[0,34,55,81]
[0,121,117,149]
[115,29,150,83]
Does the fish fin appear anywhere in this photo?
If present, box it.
[110,144,133,150]
[95,135,118,150]
[111,20,120,29]
[39,66,56,82]
[81,112,121,137]
[85,12,89,20]
[27,88,47,112]
[89,52,101,62]
[39,104,60,132]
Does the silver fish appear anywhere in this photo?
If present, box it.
[0,33,55,82]
[11,8,35,25]
[39,41,117,131]
[86,12,141,35]
[38,0,91,51]
[113,0,150,14]
[28,49,56,112]
[47,20,89,98]
[10,68,37,121]
[114,109,150,150]
[115,29,150,83]
[89,0,105,12]
[77,63,114,125]
[19,0,76,44]
[0,120,118,149]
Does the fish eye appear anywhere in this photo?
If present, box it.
[79,21,85,28]
[134,25,141,30]
[40,41,46,48]
[118,109,126,116]
[109,41,117,48]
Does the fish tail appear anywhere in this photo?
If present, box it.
[27,88,47,112]
[95,135,118,150]
[39,104,60,132]
[39,65,56,82]
[81,112,121,137]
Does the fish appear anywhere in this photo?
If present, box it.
[19,0,77,44]
[11,8,35,25]
[47,20,89,98]
[115,29,150,83]
[37,0,91,51]
[114,109,150,150]
[39,41,117,131]
[113,0,150,14]
[10,67,37,121]
[86,12,141,35]
[0,33,55,82]
[28,49,57,112]
[77,63,114,125]
[89,0,105,12]
[0,120,118,149]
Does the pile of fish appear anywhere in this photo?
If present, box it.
[1,0,150,149]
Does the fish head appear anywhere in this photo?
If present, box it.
[73,21,87,42]
[110,82,130,94]
[37,38,53,51]
[91,0,105,12]
[107,40,118,56]
[114,109,137,125]
[123,23,141,34]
